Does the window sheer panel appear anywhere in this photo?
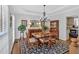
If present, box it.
[0,5,2,32]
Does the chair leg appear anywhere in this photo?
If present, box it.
[28,43,33,49]
[48,41,51,47]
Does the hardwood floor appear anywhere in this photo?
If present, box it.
[12,40,20,54]
[11,39,79,54]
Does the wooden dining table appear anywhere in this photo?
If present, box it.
[32,32,57,47]
[32,32,57,39]
[32,32,48,45]
[31,32,57,47]
[32,32,49,39]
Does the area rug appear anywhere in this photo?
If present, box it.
[20,40,69,54]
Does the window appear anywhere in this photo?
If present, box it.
[0,5,2,32]
[0,5,8,36]
[74,17,78,27]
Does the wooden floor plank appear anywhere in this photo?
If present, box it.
[12,40,20,54]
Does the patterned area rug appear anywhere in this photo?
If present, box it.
[20,40,69,54]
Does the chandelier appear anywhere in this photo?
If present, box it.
[40,5,49,31]
[40,5,48,22]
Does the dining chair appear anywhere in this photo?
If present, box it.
[48,37,56,47]
[26,33,38,49]
[28,38,38,49]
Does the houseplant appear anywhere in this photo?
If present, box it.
[18,24,26,40]
[42,25,48,32]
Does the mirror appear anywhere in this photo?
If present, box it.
[30,20,41,27]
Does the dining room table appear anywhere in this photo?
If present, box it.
[31,32,57,46]
[32,32,57,39]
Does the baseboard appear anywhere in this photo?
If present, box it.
[10,40,15,54]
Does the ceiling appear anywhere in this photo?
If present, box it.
[8,5,79,17]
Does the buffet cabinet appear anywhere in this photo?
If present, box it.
[50,20,59,39]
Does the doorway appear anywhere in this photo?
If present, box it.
[66,17,79,40]
[9,15,15,53]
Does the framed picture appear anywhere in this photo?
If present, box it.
[30,20,41,27]
[21,20,27,26]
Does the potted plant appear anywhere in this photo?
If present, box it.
[42,25,48,32]
[18,24,26,40]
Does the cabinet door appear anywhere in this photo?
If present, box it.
[50,20,59,39]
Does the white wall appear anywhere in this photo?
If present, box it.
[60,18,67,40]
